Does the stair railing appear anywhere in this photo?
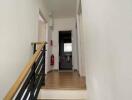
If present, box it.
[4,42,46,100]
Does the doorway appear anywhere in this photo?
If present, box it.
[59,31,72,70]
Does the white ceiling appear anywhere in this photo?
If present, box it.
[45,0,77,18]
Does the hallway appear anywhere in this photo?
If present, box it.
[1,0,132,100]
[42,71,86,90]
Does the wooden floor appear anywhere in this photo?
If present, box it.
[42,70,86,90]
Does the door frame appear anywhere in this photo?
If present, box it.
[59,30,73,70]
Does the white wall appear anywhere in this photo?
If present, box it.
[76,0,86,77]
[0,0,50,99]
[76,14,86,76]
[38,19,46,42]
[51,17,78,70]
[81,0,132,100]
[45,24,53,73]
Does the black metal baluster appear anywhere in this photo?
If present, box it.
[30,63,36,100]
[33,44,36,54]
[15,43,46,100]
[42,45,46,85]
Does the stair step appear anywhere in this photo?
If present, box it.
[38,89,87,100]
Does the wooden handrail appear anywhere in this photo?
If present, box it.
[4,42,45,100]
[31,41,46,45]
[31,41,47,45]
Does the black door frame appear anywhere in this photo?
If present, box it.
[59,30,72,70]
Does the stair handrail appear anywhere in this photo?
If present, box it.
[4,42,46,100]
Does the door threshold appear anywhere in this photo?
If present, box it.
[59,70,73,72]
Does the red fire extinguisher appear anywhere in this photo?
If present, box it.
[50,54,54,65]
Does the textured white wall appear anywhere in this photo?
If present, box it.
[81,0,132,100]
[45,24,53,74]
[51,17,78,70]
[0,0,49,99]
[76,13,86,77]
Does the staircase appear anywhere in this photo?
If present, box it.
[38,89,87,100]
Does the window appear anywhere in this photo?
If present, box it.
[64,43,72,52]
